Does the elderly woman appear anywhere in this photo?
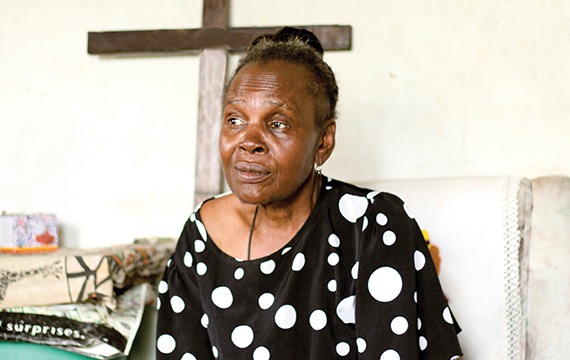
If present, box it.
[156,27,462,359]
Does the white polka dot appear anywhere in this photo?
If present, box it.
[181,353,197,360]
[234,268,245,280]
[336,342,350,356]
[383,230,396,246]
[258,293,275,310]
[194,240,206,253]
[368,267,403,302]
[275,304,297,329]
[328,253,340,266]
[201,313,209,328]
[339,194,369,223]
[309,309,327,330]
[253,346,270,360]
[158,280,168,294]
[292,253,306,271]
[282,247,292,255]
[231,325,254,349]
[351,262,359,280]
[190,213,196,222]
[390,316,408,335]
[403,203,414,219]
[184,252,193,267]
[362,216,369,231]
[336,295,356,324]
[170,295,185,313]
[196,220,207,240]
[443,307,454,324]
[417,317,422,330]
[196,262,207,275]
[356,337,367,353]
[451,356,461,360]
[212,346,219,358]
[156,297,161,310]
[328,279,337,292]
[419,336,428,350]
[211,286,233,309]
[414,251,426,271]
[376,213,388,226]
[260,260,276,274]
[367,191,380,201]
[328,234,340,247]
[157,334,176,354]
[166,259,172,267]
[380,349,400,360]
[414,292,418,303]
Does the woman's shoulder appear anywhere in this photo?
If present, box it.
[199,192,244,237]
[325,177,407,209]
[199,192,237,219]
[197,192,260,259]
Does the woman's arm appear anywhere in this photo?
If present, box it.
[355,193,462,359]
[156,220,215,359]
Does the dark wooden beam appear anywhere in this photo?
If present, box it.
[203,0,228,27]
[87,0,352,204]
[88,25,352,55]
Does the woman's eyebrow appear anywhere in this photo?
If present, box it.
[225,98,244,105]
[225,98,294,112]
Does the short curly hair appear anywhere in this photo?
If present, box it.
[226,27,339,128]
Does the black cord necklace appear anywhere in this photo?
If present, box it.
[247,205,259,261]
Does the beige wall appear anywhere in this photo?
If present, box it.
[1,0,569,248]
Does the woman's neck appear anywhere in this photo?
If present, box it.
[256,172,320,227]
[247,172,322,259]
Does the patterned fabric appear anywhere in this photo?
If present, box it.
[156,178,462,359]
[99,240,176,289]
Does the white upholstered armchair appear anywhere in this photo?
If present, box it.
[359,176,570,360]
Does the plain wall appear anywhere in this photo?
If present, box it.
[1,0,569,248]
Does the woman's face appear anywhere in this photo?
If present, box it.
[220,60,328,206]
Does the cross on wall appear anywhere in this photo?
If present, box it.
[88,0,352,205]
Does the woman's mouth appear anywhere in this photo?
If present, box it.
[234,162,271,182]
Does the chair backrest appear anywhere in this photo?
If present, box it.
[524,176,570,359]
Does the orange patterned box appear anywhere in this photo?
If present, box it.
[0,213,59,253]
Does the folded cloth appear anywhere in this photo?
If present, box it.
[101,238,176,289]
[0,239,175,309]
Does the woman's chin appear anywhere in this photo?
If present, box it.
[229,185,268,205]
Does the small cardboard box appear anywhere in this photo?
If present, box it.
[0,213,59,253]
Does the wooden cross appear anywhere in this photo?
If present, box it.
[88,0,351,205]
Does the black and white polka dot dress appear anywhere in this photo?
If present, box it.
[156,178,462,359]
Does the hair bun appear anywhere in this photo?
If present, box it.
[249,27,324,55]
[272,27,324,54]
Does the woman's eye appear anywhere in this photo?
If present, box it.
[270,121,288,130]
[228,117,244,126]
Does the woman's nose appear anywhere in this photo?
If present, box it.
[239,123,267,154]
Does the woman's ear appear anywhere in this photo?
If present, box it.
[316,120,336,166]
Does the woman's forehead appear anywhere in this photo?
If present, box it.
[227,61,311,96]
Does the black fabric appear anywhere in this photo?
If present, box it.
[156,178,462,359]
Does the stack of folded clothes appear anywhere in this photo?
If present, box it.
[0,238,175,359]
